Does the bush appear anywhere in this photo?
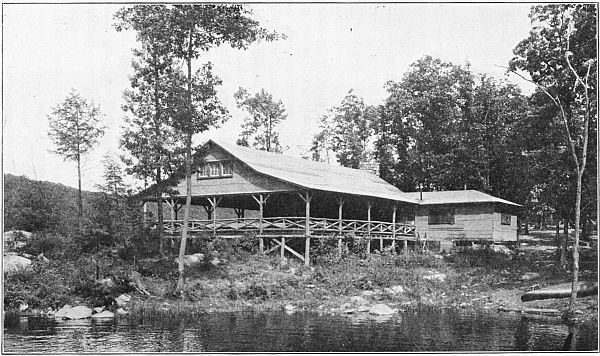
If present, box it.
[19,232,80,260]
[231,233,258,255]
[4,262,72,310]
[310,238,341,266]
[239,280,284,300]
[346,235,369,259]
[445,249,513,270]
[137,258,178,279]
[73,272,135,307]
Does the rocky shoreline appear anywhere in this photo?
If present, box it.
[6,235,597,325]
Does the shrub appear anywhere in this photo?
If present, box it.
[73,272,135,307]
[445,249,513,270]
[137,258,178,279]
[19,232,80,260]
[231,233,258,255]
[310,238,341,266]
[4,261,72,310]
[346,235,369,259]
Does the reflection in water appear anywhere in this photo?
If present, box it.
[3,309,598,353]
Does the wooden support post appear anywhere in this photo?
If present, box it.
[298,191,312,266]
[203,205,212,220]
[367,201,372,254]
[281,237,286,260]
[392,205,397,250]
[252,194,269,254]
[207,197,222,235]
[337,197,344,257]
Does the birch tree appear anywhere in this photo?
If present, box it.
[509,4,597,318]
[167,5,282,293]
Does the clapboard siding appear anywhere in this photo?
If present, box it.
[172,148,298,197]
[492,211,518,242]
[415,203,518,246]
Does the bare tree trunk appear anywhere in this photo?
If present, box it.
[176,35,195,295]
[156,167,164,257]
[556,221,565,269]
[561,218,568,269]
[154,62,165,258]
[569,174,582,315]
[176,134,192,294]
[77,151,82,232]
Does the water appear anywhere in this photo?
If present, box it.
[3,310,598,352]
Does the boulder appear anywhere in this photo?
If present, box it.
[99,277,115,289]
[91,310,115,319]
[284,304,295,311]
[4,231,32,251]
[174,253,205,267]
[357,305,370,313]
[491,244,513,255]
[93,307,105,314]
[423,273,446,282]
[116,308,128,316]
[340,302,352,310]
[4,230,33,241]
[369,304,396,315]
[384,285,404,295]
[4,254,32,273]
[54,305,72,318]
[361,290,376,297]
[37,253,50,263]
[115,294,131,307]
[520,272,540,281]
[350,296,369,305]
[62,306,93,320]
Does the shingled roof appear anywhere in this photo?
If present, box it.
[209,140,416,204]
[403,190,521,207]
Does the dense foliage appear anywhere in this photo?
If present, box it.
[235,87,288,153]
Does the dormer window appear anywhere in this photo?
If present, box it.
[197,161,233,179]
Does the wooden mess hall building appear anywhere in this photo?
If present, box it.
[142,139,519,264]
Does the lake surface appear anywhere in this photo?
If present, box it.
[3,309,598,352]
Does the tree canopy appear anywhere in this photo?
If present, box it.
[47,89,106,223]
[235,87,287,152]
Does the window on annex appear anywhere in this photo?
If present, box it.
[501,213,511,225]
[428,208,455,225]
[197,161,233,179]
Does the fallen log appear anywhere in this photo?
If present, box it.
[498,306,561,316]
[520,281,598,302]
[129,271,151,296]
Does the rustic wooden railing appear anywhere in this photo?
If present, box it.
[160,217,416,238]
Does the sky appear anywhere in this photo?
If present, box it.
[2,3,535,191]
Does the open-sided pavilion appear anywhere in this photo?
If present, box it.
[142,140,420,265]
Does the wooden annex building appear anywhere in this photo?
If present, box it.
[142,139,520,264]
[404,191,520,251]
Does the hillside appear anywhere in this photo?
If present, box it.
[3,173,100,234]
